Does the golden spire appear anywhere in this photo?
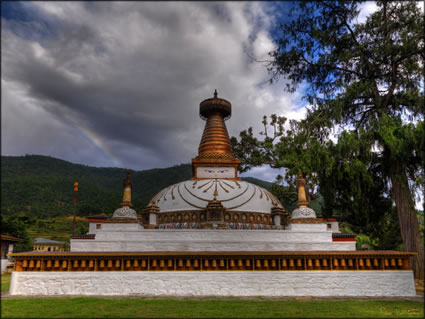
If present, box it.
[198,112,233,156]
[296,170,309,207]
[120,171,133,207]
[198,90,233,157]
[192,90,241,178]
[198,91,240,157]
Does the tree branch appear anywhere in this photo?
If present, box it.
[300,55,361,77]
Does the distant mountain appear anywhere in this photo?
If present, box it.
[1,155,273,218]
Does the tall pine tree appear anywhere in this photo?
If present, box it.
[233,1,424,278]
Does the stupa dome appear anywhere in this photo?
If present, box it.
[148,179,284,229]
[152,179,283,213]
[144,91,287,229]
[112,171,138,219]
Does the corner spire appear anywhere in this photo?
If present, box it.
[296,170,309,207]
[121,171,133,207]
[112,170,138,219]
[290,170,317,219]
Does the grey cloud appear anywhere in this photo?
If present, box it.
[2,2,297,172]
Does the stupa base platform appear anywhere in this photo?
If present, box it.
[8,251,416,296]
[71,228,357,252]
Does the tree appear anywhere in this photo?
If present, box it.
[0,215,33,252]
[233,1,424,278]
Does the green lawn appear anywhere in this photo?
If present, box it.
[1,273,11,292]
[1,298,423,318]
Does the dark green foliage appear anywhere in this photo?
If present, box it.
[0,214,33,252]
[232,1,423,273]
[1,155,193,217]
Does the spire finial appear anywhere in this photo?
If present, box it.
[296,171,309,207]
[123,170,133,188]
[214,89,218,98]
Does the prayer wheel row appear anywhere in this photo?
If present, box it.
[14,255,411,272]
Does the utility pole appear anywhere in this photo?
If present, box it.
[73,182,78,237]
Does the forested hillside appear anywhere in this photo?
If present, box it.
[1,155,188,217]
[1,155,274,218]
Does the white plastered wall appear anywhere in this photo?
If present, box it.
[10,271,416,296]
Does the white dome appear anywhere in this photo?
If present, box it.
[112,206,138,219]
[151,179,283,213]
[291,205,316,219]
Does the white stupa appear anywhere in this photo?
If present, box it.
[8,91,416,297]
[72,91,351,252]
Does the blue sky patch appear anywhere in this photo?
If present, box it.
[2,2,59,41]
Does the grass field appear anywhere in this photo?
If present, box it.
[1,273,11,292]
[1,297,423,318]
[27,216,88,242]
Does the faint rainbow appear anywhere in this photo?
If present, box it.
[70,119,120,167]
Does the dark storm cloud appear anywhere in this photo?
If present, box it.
[2,2,301,171]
